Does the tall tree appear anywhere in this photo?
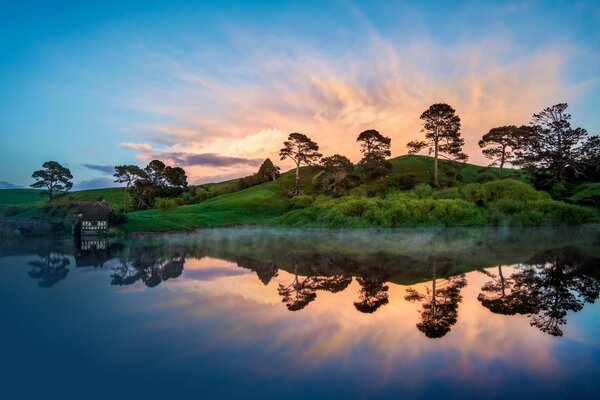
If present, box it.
[407,103,467,187]
[144,159,168,188]
[114,165,147,211]
[165,166,188,190]
[279,133,322,195]
[478,125,529,178]
[30,161,73,200]
[515,103,590,184]
[314,154,357,197]
[356,129,392,179]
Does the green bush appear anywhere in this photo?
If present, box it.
[475,172,498,183]
[289,195,315,209]
[433,187,460,200]
[155,198,177,211]
[481,179,542,202]
[413,183,433,199]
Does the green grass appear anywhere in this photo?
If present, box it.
[0,189,46,206]
[0,187,125,219]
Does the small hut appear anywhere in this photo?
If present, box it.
[73,202,112,236]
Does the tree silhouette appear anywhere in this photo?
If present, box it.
[405,258,467,338]
[113,164,147,211]
[279,133,322,195]
[514,103,592,184]
[28,251,70,288]
[356,129,392,179]
[30,161,73,200]
[111,248,185,288]
[478,125,529,178]
[407,103,467,187]
[277,256,317,311]
[353,266,389,313]
[477,265,538,315]
[511,248,600,336]
[315,154,357,196]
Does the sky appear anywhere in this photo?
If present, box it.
[0,0,599,189]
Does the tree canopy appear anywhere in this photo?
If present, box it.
[479,125,529,178]
[407,103,467,187]
[30,161,73,199]
[280,132,322,195]
[357,129,392,179]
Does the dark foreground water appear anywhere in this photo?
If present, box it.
[1,227,599,399]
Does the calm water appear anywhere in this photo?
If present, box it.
[1,227,600,399]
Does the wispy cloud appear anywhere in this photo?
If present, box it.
[157,152,262,168]
[83,164,115,175]
[115,21,593,183]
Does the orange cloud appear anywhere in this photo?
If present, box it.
[119,33,590,183]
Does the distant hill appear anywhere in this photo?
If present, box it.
[0,181,20,189]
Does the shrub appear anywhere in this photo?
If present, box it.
[460,183,489,206]
[549,183,569,200]
[482,179,542,202]
[194,187,210,202]
[413,184,433,199]
[475,172,498,183]
[433,187,460,200]
[389,175,417,191]
[289,195,315,209]
[155,198,177,211]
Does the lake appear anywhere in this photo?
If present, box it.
[1,227,599,399]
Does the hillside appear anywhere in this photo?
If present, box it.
[1,155,595,233]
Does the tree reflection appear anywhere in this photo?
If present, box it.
[477,265,537,315]
[277,252,353,311]
[111,247,185,288]
[478,248,600,336]
[277,257,317,311]
[405,257,467,338]
[353,266,389,313]
[28,251,70,288]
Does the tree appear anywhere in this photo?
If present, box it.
[164,166,188,194]
[478,125,529,178]
[314,154,357,196]
[407,103,468,187]
[114,165,147,211]
[356,129,392,179]
[256,158,281,182]
[515,103,591,184]
[144,159,168,188]
[280,133,322,195]
[30,161,73,200]
[237,159,281,190]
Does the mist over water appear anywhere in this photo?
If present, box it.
[1,227,599,399]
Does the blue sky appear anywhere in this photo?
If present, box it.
[1,0,599,188]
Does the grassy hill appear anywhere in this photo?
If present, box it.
[118,156,525,232]
[1,155,595,233]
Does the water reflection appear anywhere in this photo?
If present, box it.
[479,248,600,336]
[5,227,600,338]
[405,257,467,338]
[28,250,70,288]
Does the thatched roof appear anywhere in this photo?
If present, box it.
[77,202,112,221]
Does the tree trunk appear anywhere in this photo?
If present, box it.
[433,140,439,187]
[498,265,506,297]
[431,257,437,311]
[294,162,300,195]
